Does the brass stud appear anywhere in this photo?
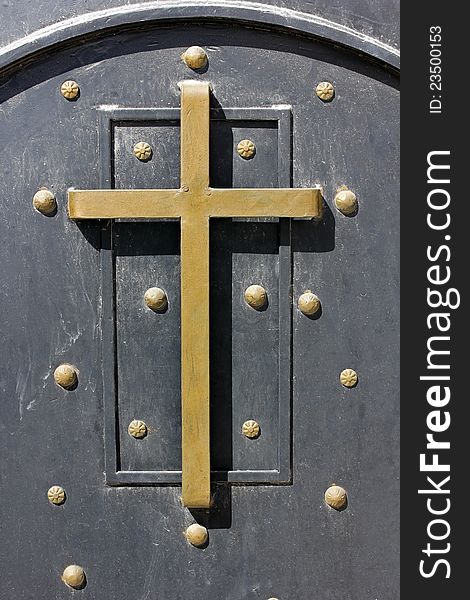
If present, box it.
[181,46,208,70]
[54,364,78,389]
[237,139,256,160]
[340,368,358,388]
[144,287,167,312]
[47,485,66,505]
[324,484,348,511]
[33,188,57,216]
[298,291,321,316]
[133,141,153,162]
[128,419,148,439]
[242,419,260,439]
[334,187,358,217]
[62,565,86,590]
[60,80,80,100]
[315,81,335,102]
[244,284,267,310]
[185,523,209,547]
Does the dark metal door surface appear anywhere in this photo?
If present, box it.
[0,2,399,598]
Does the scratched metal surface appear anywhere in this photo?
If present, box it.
[0,0,400,48]
[0,14,399,600]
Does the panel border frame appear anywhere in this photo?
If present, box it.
[99,105,293,485]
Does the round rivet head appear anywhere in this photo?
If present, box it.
[242,419,260,439]
[298,291,321,316]
[181,46,208,70]
[47,485,66,505]
[244,284,267,310]
[33,188,57,216]
[144,287,167,312]
[334,187,358,217]
[60,80,80,100]
[315,81,335,102]
[185,523,208,547]
[237,139,256,159]
[128,419,148,439]
[325,484,348,511]
[54,364,78,389]
[340,368,358,388]
[133,141,153,161]
[62,565,86,589]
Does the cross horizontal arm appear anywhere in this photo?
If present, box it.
[208,187,323,218]
[68,189,183,219]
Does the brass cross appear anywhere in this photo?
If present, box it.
[68,81,322,508]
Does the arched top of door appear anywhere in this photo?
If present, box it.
[0,0,399,78]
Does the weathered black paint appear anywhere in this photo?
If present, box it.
[0,3,399,598]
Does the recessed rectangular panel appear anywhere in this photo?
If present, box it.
[113,120,180,189]
[210,119,279,188]
[114,222,181,473]
[100,107,292,484]
[210,221,281,474]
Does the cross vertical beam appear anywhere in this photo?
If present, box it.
[180,80,210,192]
[179,81,212,508]
[67,80,323,510]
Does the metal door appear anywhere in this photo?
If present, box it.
[0,3,399,598]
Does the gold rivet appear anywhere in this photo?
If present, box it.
[315,81,335,102]
[54,364,78,389]
[185,523,208,547]
[237,139,256,159]
[334,187,358,216]
[33,188,57,216]
[298,291,321,316]
[133,141,153,161]
[47,485,66,505]
[325,484,348,511]
[242,419,260,439]
[340,368,358,388]
[62,565,86,589]
[144,287,167,312]
[60,80,80,100]
[181,46,208,70]
[244,284,267,310]
[128,419,148,439]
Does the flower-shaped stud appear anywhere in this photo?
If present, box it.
[298,291,321,317]
[128,419,148,439]
[340,368,358,388]
[242,419,260,439]
[133,141,153,162]
[237,139,256,159]
[54,364,78,389]
[47,485,66,505]
[60,80,80,100]
[324,484,348,511]
[315,81,335,102]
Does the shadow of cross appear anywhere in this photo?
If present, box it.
[68,80,323,509]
